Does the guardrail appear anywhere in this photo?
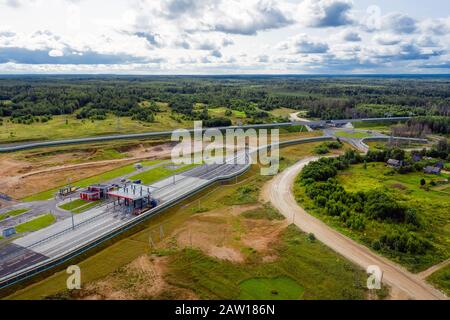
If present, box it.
[360,136,429,151]
[0,136,332,289]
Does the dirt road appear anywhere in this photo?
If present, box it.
[262,157,448,300]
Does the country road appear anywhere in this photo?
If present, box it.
[262,157,448,300]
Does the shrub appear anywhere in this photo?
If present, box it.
[364,191,406,222]
[314,144,329,155]
[378,230,431,254]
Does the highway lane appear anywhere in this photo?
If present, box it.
[0,152,249,284]
[0,117,412,153]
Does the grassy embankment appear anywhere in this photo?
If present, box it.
[15,214,56,233]
[427,265,450,296]
[0,103,190,144]
[7,143,374,300]
[333,131,372,139]
[0,208,29,221]
[295,162,450,272]
[129,163,198,185]
[59,199,101,214]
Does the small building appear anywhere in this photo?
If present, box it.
[412,154,422,163]
[2,227,16,238]
[387,159,402,168]
[435,161,445,170]
[59,186,77,197]
[80,184,112,201]
[80,190,101,201]
[424,166,442,175]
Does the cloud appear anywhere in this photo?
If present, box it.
[374,34,402,46]
[211,0,293,35]
[279,34,329,54]
[0,47,155,64]
[367,42,442,62]
[341,30,361,42]
[421,62,450,69]
[420,17,450,36]
[381,13,417,34]
[0,0,23,8]
[298,0,354,28]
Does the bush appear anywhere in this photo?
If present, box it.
[325,141,343,149]
[300,158,338,182]
[378,230,431,254]
[204,117,232,127]
[364,191,406,222]
[371,239,382,251]
[314,144,329,155]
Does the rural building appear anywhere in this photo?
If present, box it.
[108,183,158,215]
[424,166,442,175]
[412,154,422,162]
[387,159,403,168]
[435,161,445,170]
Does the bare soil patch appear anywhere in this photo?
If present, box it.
[78,255,196,300]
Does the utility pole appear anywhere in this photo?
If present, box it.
[71,210,75,230]
[159,224,164,240]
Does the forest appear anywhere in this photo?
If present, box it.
[0,75,449,126]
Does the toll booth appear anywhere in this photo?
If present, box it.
[107,183,158,216]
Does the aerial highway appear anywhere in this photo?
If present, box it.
[0,130,426,290]
[0,149,252,288]
[0,117,412,153]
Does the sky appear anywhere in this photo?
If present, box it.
[0,0,449,74]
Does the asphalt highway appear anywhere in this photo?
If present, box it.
[0,151,249,285]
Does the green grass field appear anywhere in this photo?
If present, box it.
[427,264,450,296]
[295,162,450,272]
[59,199,100,213]
[268,108,299,118]
[0,104,190,144]
[207,107,246,119]
[15,214,56,233]
[334,131,372,139]
[129,163,197,185]
[0,208,29,221]
[238,276,304,300]
[72,201,101,214]
[59,199,90,211]
[165,225,368,300]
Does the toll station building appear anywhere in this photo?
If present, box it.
[107,184,158,215]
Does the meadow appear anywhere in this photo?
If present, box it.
[295,162,450,272]
[15,214,56,233]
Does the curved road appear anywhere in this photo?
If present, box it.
[262,157,447,300]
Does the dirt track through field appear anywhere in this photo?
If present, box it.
[261,157,448,300]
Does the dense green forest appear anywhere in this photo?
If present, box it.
[0,75,449,125]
